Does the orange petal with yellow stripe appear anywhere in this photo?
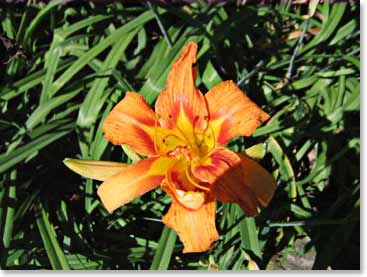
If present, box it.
[162,199,219,253]
[155,41,208,132]
[205,81,270,146]
[102,92,157,156]
[193,148,276,216]
[97,156,173,213]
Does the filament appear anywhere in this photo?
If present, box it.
[200,123,217,161]
[153,114,160,154]
[197,117,210,147]
[165,168,180,199]
[161,133,187,145]
[185,165,210,191]
[192,116,201,147]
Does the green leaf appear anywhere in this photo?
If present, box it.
[329,19,357,45]
[0,58,74,101]
[301,3,347,54]
[237,207,261,258]
[150,226,177,270]
[26,87,83,129]
[202,60,222,90]
[316,68,355,78]
[50,10,155,99]
[76,29,139,130]
[139,30,207,104]
[267,136,297,199]
[1,170,17,258]
[36,203,70,270]
[121,145,143,163]
[244,143,266,162]
[0,123,74,175]
[308,0,319,17]
[23,0,62,47]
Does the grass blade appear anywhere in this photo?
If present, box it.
[150,226,177,270]
[36,203,70,270]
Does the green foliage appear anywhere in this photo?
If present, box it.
[0,1,359,270]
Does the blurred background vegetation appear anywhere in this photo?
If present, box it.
[0,0,360,270]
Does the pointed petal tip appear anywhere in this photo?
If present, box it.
[63,158,127,181]
[63,158,78,174]
[96,186,115,214]
[187,41,197,47]
[180,41,198,63]
[63,157,78,171]
[63,157,72,165]
[205,80,271,144]
[184,41,198,52]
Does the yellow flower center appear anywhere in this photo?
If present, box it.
[154,119,215,162]
[153,112,216,197]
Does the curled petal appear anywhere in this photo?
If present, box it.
[102,92,157,156]
[162,159,207,211]
[155,42,209,134]
[163,199,219,253]
[176,190,205,211]
[97,157,173,213]
[193,148,276,216]
[162,181,206,211]
[63,158,127,181]
[205,81,270,145]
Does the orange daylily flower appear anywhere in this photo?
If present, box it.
[64,42,276,253]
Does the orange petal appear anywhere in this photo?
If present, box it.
[238,153,277,208]
[102,92,157,156]
[192,149,258,216]
[155,42,208,132]
[205,80,270,145]
[191,149,234,184]
[193,148,276,216]
[162,199,219,253]
[97,157,173,213]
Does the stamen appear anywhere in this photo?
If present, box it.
[165,168,180,199]
[192,115,201,147]
[153,114,160,154]
[185,166,210,191]
[198,123,217,161]
[161,133,187,146]
[165,107,195,152]
[196,97,211,146]
[196,117,211,148]
[205,123,216,154]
